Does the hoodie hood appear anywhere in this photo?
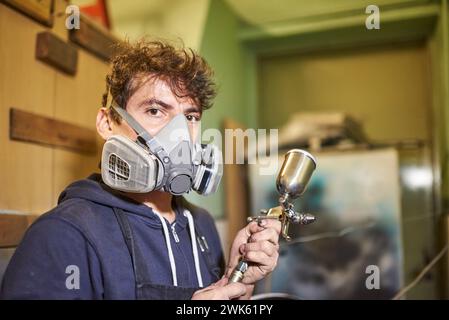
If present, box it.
[57,173,188,228]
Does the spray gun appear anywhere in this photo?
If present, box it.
[229,149,317,283]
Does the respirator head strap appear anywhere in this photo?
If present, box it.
[110,102,168,159]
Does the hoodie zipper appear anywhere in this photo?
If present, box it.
[171,223,180,243]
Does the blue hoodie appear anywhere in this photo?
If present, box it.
[0,174,225,299]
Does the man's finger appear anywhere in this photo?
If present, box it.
[213,276,229,287]
[225,245,243,278]
[246,221,266,236]
[249,228,279,245]
[221,282,247,299]
[256,219,282,234]
[226,221,266,276]
[244,241,278,257]
[244,250,272,267]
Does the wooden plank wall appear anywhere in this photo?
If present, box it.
[222,118,250,249]
[0,0,109,219]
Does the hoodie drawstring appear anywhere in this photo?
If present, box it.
[153,209,203,288]
[183,210,204,288]
[153,211,178,287]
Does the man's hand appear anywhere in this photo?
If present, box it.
[225,219,281,285]
[191,276,246,300]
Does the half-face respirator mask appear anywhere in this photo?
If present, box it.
[101,103,223,196]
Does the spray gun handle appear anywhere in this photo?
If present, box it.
[229,211,280,284]
[230,206,316,283]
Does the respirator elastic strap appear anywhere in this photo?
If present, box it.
[111,103,167,158]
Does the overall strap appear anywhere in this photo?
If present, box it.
[113,208,146,286]
[193,221,224,281]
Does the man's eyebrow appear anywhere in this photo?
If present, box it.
[184,106,202,114]
[138,98,173,110]
[138,97,201,114]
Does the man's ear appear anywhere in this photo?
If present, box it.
[96,107,113,140]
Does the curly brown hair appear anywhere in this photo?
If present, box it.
[102,39,217,123]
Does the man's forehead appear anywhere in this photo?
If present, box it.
[132,75,200,110]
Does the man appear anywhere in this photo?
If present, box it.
[0,39,280,300]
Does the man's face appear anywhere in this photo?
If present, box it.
[109,76,202,142]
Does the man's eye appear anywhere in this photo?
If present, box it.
[186,115,200,122]
[147,108,160,116]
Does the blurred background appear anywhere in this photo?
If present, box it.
[1,0,449,299]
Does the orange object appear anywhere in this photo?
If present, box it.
[79,0,111,29]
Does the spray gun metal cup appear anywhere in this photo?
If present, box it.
[276,149,317,240]
[276,149,317,203]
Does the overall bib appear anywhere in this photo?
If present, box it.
[113,207,221,300]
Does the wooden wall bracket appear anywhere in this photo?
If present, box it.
[69,13,119,63]
[9,108,97,154]
[35,31,78,76]
[0,0,54,27]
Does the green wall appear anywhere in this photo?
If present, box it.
[185,0,252,218]
[258,42,432,142]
